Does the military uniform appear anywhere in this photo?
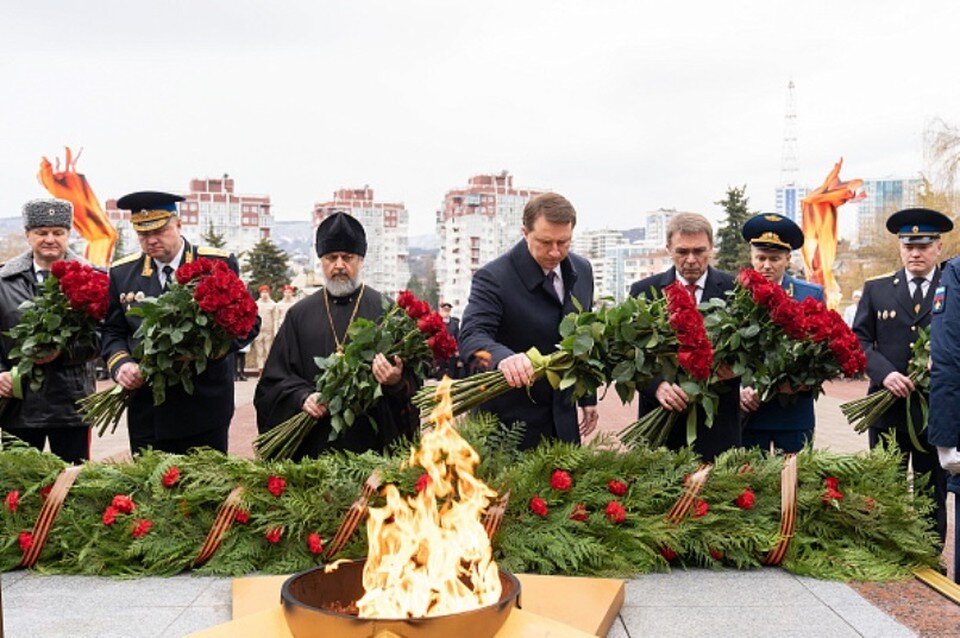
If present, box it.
[852,207,951,542]
[740,213,824,453]
[930,257,960,453]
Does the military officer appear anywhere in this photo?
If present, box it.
[101,191,259,454]
[929,258,960,477]
[739,213,824,453]
[853,207,952,542]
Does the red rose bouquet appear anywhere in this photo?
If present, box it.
[79,258,257,435]
[253,290,455,460]
[1,260,108,414]
[617,281,719,448]
[840,327,929,450]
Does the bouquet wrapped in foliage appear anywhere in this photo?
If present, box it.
[0,260,108,413]
[79,258,257,435]
[413,284,711,421]
[253,290,456,460]
[616,281,719,448]
[840,327,929,449]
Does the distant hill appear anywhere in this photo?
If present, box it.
[620,227,645,243]
[409,233,439,251]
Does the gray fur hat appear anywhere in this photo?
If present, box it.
[23,198,73,230]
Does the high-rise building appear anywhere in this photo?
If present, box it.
[574,229,626,301]
[774,185,810,223]
[312,187,410,296]
[104,174,272,259]
[436,172,545,311]
[855,178,921,246]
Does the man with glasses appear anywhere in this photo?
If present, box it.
[629,212,740,461]
[854,207,952,543]
[102,191,258,454]
[254,212,420,459]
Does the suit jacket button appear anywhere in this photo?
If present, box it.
[910,325,916,331]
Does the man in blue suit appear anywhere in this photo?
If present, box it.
[739,213,824,453]
[629,212,740,461]
[458,193,597,450]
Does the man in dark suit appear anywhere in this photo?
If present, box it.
[854,207,952,542]
[458,193,597,450]
[629,212,739,461]
[739,214,824,453]
[435,302,461,379]
[102,191,258,455]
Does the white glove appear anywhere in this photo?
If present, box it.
[937,446,960,474]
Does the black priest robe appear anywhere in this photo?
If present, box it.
[253,286,420,460]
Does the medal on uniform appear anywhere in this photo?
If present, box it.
[882,310,889,320]
[890,310,896,319]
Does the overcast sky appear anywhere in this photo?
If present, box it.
[1,1,957,237]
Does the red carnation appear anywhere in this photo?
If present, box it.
[40,484,53,500]
[822,488,844,504]
[51,260,68,279]
[162,466,181,488]
[824,476,839,491]
[570,503,589,522]
[660,546,677,561]
[265,527,283,544]
[710,549,724,561]
[131,519,153,539]
[4,490,19,513]
[267,475,286,497]
[734,488,755,510]
[102,506,119,526]
[415,473,431,493]
[111,494,136,514]
[550,469,573,492]
[605,500,627,524]
[233,509,250,524]
[18,531,33,552]
[693,499,709,518]
[529,495,549,518]
[307,532,324,555]
[608,480,628,497]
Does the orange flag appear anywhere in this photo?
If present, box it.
[37,147,118,266]
[800,158,864,309]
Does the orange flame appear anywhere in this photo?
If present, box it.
[38,147,118,266]
[357,377,501,618]
[800,158,864,308]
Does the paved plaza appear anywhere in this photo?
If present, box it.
[1,378,956,637]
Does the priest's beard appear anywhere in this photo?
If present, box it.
[323,271,361,297]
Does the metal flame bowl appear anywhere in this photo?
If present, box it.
[281,559,521,638]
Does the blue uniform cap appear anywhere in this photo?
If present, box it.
[742,213,804,251]
[885,208,953,245]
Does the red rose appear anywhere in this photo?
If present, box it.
[307,532,324,555]
[267,475,286,497]
[406,299,430,320]
[529,495,549,518]
[51,260,68,279]
[428,330,458,361]
[660,546,677,561]
[233,509,250,525]
[102,506,119,526]
[415,473,431,493]
[111,495,136,514]
[570,503,589,522]
[824,476,839,491]
[131,519,153,538]
[734,488,755,510]
[693,499,709,518]
[265,527,283,544]
[4,490,19,513]
[550,469,573,492]
[608,480,628,497]
[18,531,33,552]
[605,500,626,524]
[417,313,446,336]
[162,466,181,488]
[396,290,416,309]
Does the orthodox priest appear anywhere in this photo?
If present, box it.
[253,212,420,459]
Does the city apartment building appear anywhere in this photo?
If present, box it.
[855,178,921,246]
[775,185,810,223]
[312,187,410,296]
[105,174,273,258]
[436,172,544,312]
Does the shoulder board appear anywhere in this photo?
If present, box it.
[111,252,143,267]
[197,246,231,258]
[865,271,894,282]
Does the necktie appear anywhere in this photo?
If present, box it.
[685,283,698,302]
[911,277,925,315]
[546,271,563,302]
[162,265,175,291]
[36,269,50,284]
